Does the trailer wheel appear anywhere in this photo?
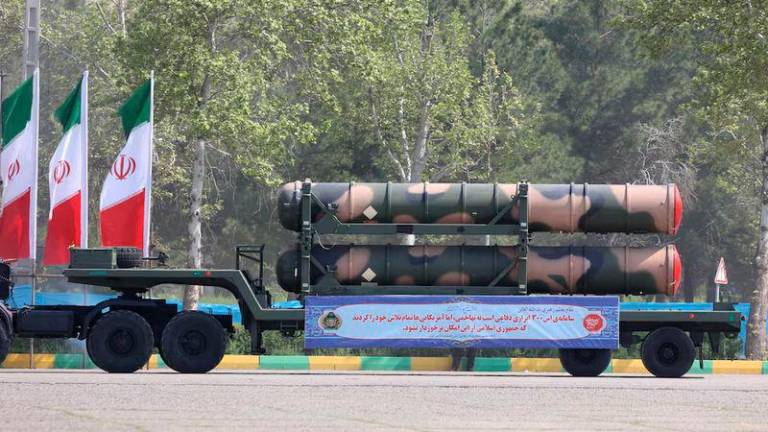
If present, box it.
[641,327,695,378]
[86,310,154,373]
[161,311,226,373]
[115,247,143,269]
[559,349,612,377]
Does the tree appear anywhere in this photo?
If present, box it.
[622,0,768,359]
[0,0,24,203]
[0,0,23,79]
[362,7,535,185]
[118,0,289,309]
[255,2,547,246]
[475,1,694,182]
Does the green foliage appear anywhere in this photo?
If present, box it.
[0,0,23,78]
[118,0,287,178]
[625,1,768,124]
[3,0,766,358]
[620,0,768,358]
[619,0,768,176]
[11,337,83,354]
[225,325,251,354]
[17,0,574,272]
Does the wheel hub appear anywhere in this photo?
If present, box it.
[108,328,136,355]
[658,342,679,364]
[180,330,206,356]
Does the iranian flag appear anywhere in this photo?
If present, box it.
[43,72,89,266]
[99,77,153,255]
[0,70,39,261]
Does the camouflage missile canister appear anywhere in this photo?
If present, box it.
[276,244,681,296]
[277,182,682,234]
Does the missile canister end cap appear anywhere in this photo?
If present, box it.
[672,184,683,235]
[671,244,682,296]
[276,247,302,293]
[277,181,302,231]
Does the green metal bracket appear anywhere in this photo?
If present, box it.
[516,183,529,295]
[300,182,314,294]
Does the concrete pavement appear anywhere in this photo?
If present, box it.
[1,370,766,431]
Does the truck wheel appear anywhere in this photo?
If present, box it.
[115,247,143,269]
[559,349,612,377]
[86,310,154,373]
[0,321,10,365]
[161,311,226,373]
[0,303,12,364]
[641,327,695,378]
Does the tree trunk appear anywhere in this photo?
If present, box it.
[409,101,432,182]
[399,101,432,247]
[183,136,206,310]
[746,125,768,360]
[682,259,700,303]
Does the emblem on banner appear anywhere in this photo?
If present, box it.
[7,159,20,182]
[319,311,342,331]
[53,160,71,184]
[111,154,136,180]
[583,313,606,334]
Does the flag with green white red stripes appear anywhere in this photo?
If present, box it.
[99,77,154,255]
[0,70,39,261]
[43,72,89,266]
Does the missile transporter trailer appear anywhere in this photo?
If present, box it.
[0,182,744,377]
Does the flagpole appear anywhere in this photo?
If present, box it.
[80,70,89,367]
[144,71,154,257]
[29,68,40,368]
[23,0,40,79]
[0,69,5,144]
[81,71,89,248]
[0,69,5,193]
[31,69,39,260]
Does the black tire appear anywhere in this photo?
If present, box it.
[115,247,143,269]
[86,310,154,373]
[0,303,12,364]
[641,327,695,378]
[0,322,11,365]
[559,349,612,377]
[161,311,227,374]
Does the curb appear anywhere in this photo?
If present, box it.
[3,354,768,374]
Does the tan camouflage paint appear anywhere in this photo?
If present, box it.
[277,181,682,234]
[335,247,371,281]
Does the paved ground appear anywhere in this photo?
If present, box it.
[0,370,766,431]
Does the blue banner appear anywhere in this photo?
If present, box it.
[305,296,619,349]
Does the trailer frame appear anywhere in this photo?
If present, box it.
[0,180,745,376]
[0,244,744,377]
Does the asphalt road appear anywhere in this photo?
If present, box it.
[1,370,766,431]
